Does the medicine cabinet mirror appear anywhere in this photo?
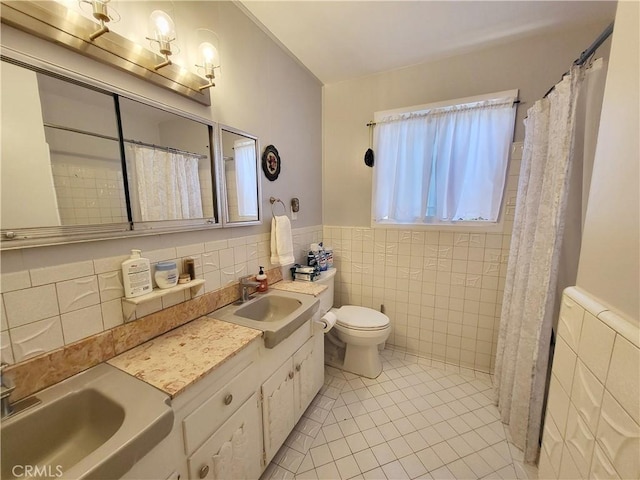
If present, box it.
[0,56,220,249]
[218,126,261,226]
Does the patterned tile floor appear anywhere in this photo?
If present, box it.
[261,349,538,480]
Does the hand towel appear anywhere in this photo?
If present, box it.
[270,215,295,266]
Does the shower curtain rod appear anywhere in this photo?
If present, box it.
[574,22,614,66]
[542,21,614,98]
[43,122,209,159]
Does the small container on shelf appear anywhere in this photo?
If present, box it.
[184,258,196,281]
[155,261,178,289]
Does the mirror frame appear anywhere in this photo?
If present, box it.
[216,125,263,227]
[0,50,224,250]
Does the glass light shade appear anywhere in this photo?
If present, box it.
[149,10,175,40]
[198,42,218,67]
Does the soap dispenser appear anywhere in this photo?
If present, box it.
[256,266,268,292]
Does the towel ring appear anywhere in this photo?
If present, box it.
[269,197,287,217]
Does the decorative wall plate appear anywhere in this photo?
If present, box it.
[262,144,281,181]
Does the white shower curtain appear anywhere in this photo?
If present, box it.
[126,144,204,221]
[494,65,584,464]
[233,139,258,217]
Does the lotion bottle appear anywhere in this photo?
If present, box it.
[122,249,152,298]
[256,266,268,292]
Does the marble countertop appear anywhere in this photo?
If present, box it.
[271,280,327,297]
[108,317,261,398]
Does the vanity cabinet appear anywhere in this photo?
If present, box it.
[176,350,262,480]
[182,362,258,454]
[187,393,262,479]
[119,315,325,480]
[261,332,324,463]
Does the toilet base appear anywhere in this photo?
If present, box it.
[343,344,383,379]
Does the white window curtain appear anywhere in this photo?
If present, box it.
[126,144,204,221]
[233,139,258,217]
[373,95,516,224]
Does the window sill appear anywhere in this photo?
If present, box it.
[371,220,509,234]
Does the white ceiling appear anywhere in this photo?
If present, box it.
[238,1,617,85]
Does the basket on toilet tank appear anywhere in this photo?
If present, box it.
[315,269,390,378]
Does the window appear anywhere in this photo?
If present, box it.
[372,90,517,227]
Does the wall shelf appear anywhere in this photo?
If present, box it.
[122,279,205,320]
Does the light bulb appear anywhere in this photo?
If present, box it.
[149,10,175,40]
[199,42,217,65]
[155,15,169,35]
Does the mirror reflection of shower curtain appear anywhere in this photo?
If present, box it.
[126,144,204,221]
[233,139,258,217]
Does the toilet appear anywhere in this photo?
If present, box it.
[315,269,390,378]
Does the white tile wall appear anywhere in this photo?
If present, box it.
[539,286,640,480]
[0,225,323,365]
[321,143,522,373]
[323,226,511,373]
[51,162,128,226]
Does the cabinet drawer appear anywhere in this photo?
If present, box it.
[187,393,262,480]
[183,362,257,454]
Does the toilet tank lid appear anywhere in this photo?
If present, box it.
[337,306,390,329]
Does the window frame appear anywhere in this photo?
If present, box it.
[371,89,518,233]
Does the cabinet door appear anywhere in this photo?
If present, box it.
[261,358,295,464]
[187,393,262,480]
[293,334,324,423]
[183,362,257,455]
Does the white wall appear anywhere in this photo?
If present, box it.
[0,1,323,361]
[320,20,614,369]
[322,22,613,226]
[576,1,640,324]
[0,0,322,270]
[0,63,61,228]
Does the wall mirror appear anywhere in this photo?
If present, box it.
[218,126,261,226]
[0,55,220,249]
[120,97,216,230]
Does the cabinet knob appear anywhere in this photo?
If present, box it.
[288,371,294,379]
[199,465,209,478]
[224,394,233,405]
[295,364,301,372]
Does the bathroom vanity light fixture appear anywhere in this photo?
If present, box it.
[196,42,220,91]
[80,0,119,41]
[146,10,176,70]
[1,0,212,105]
[194,29,221,91]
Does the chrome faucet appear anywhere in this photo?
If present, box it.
[239,275,260,303]
[1,362,15,418]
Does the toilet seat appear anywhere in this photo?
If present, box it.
[335,306,390,331]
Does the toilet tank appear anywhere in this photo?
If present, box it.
[314,269,336,315]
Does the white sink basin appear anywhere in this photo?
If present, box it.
[235,295,302,322]
[211,290,319,348]
[1,364,173,480]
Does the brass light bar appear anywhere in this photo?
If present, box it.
[0,1,211,106]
